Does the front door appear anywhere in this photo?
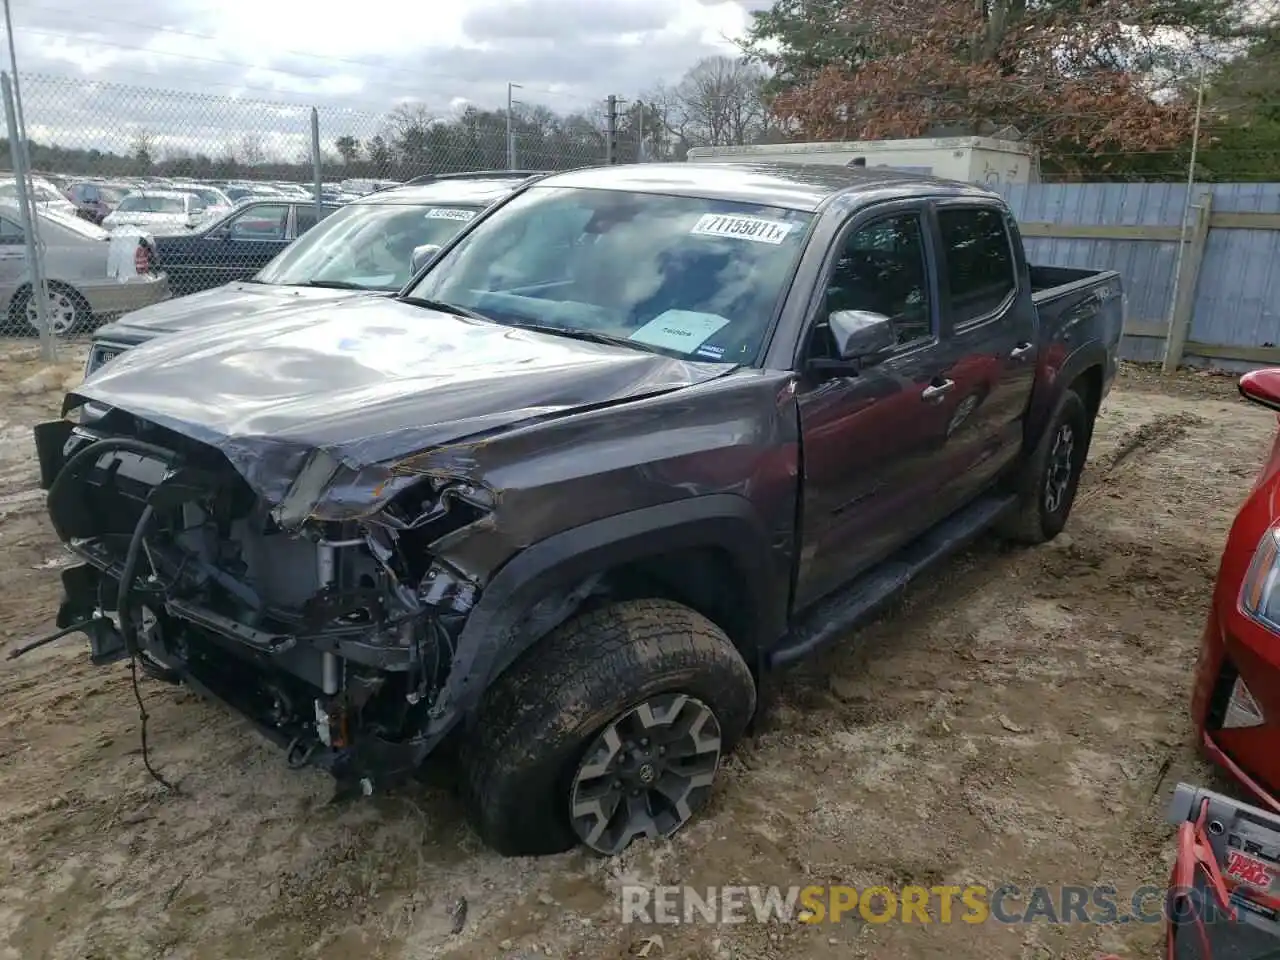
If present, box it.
[793,206,959,610]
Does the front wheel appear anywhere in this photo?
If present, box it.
[997,388,1091,544]
[458,599,756,857]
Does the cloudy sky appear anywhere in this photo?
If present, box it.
[3,0,771,161]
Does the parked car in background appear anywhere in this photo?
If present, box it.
[141,197,340,301]
[225,184,285,206]
[102,190,210,236]
[170,185,233,222]
[84,172,543,373]
[0,202,167,336]
[65,181,131,225]
[0,177,79,218]
[1193,367,1280,813]
[44,163,1123,856]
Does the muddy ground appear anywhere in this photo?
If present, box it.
[0,343,1265,960]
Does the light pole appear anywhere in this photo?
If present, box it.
[506,82,523,170]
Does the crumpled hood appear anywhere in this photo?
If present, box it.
[69,296,733,514]
[92,282,372,344]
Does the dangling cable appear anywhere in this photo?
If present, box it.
[117,503,177,793]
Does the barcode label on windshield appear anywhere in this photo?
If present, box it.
[424,208,476,221]
[690,213,794,245]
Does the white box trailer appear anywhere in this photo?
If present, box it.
[685,136,1039,187]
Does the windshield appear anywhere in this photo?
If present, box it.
[255,200,484,291]
[405,186,812,365]
[117,194,186,214]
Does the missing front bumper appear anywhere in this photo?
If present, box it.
[32,421,454,788]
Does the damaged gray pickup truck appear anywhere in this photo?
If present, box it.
[31,162,1123,857]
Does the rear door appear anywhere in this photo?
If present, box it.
[177,202,292,293]
[930,202,1038,507]
[793,202,960,608]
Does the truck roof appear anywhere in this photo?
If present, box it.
[538,161,1000,213]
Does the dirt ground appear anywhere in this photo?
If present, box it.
[0,342,1267,960]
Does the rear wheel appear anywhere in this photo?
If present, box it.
[10,282,93,337]
[997,388,1091,544]
[458,598,756,857]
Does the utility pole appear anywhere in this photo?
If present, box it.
[605,95,618,165]
[506,82,523,170]
[636,101,645,161]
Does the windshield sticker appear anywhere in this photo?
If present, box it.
[693,344,725,360]
[690,213,794,245]
[629,310,730,353]
[348,275,396,287]
[423,207,476,222]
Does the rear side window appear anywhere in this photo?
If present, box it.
[294,204,335,234]
[937,207,1016,326]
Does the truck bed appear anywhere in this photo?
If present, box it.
[1030,264,1118,304]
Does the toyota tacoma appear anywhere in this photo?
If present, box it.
[31,162,1123,857]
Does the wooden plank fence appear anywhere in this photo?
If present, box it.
[994,183,1280,372]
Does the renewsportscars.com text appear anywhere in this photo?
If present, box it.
[620,884,1210,925]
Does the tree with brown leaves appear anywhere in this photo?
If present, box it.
[746,0,1272,176]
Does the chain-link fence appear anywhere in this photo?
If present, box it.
[0,72,618,341]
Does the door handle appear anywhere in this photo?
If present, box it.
[1010,341,1035,360]
[921,379,955,402]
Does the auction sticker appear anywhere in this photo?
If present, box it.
[424,208,476,221]
[690,213,794,245]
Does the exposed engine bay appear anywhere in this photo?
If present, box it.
[33,414,490,789]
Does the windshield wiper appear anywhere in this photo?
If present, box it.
[507,323,654,353]
[398,296,494,323]
[302,279,369,290]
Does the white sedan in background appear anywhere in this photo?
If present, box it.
[0,177,79,218]
[102,190,210,236]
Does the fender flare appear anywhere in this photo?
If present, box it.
[1027,339,1109,448]
[433,494,788,722]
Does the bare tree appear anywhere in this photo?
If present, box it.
[238,132,266,166]
[656,56,768,149]
[130,130,154,171]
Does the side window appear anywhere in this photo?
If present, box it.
[294,204,335,234]
[819,212,931,352]
[228,203,289,241]
[936,206,1016,326]
[0,217,24,244]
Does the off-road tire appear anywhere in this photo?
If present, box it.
[996,388,1091,545]
[457,598,756,857]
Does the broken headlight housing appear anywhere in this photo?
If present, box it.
[1242,527,1280,631]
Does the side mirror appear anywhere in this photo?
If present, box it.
[829,309,895,361]
[410,243,442,274]
[1240,368,1280,412]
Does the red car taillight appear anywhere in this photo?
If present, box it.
[134,243,153,275]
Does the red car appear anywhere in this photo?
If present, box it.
[1193,367,1280,812]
